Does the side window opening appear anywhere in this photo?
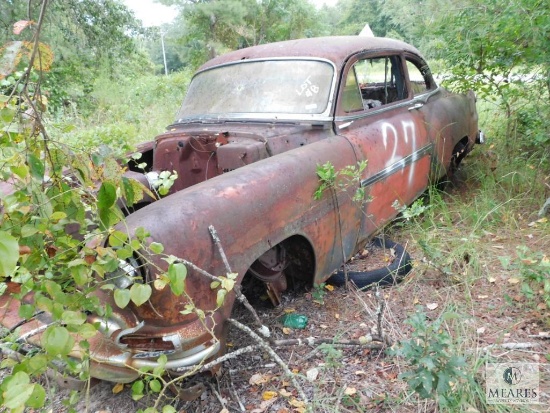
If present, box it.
[341,67,364,113]
[406,59,437,96]
[351,55,407,110]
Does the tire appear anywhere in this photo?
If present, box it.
[328,236,412,288]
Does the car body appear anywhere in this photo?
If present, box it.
[0,36,480,383]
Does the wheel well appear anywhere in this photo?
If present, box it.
[280,235,316,285]
[242,235,316,306]
[451,136,470,168]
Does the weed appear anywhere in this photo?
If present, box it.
[388,308,467,408]
[318,343,344,370]
[314,160,367,203]
[502,245,550,312]
[311,282,328,305]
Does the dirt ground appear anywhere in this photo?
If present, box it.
[4,169,550,413]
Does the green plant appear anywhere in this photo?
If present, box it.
[388,308,466,407]
[502,245,550,310]
[311,282,328,304]
[318,342,344,369]
[392,198,431,222]
[314,160,367,203]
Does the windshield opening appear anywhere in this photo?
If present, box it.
[176,59,334,120]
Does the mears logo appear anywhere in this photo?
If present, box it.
[486,363,540,405]
[503,366,522,385]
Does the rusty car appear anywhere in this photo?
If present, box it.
[0,36,481,383]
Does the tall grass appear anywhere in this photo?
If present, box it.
[47,70,193,154]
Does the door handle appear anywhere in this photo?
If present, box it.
[408,103,424,111]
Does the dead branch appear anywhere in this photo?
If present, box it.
[208,225,232,274]
[208,225,268,336]
[482,342,541,351]
[207,381,227,411]
[271,336,384,348]
[228,369,246,412]
[373,286,392,346]
[528,333,550,339]
[228,318,309,405]
[173,344,258,375]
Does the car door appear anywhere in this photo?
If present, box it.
[334,51,434,246]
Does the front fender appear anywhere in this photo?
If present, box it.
[110,135,360,325]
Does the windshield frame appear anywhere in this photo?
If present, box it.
[175,57,338,124]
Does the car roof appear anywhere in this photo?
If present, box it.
[198,36,423,72]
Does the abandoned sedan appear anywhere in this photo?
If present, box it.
[0,36,480,383]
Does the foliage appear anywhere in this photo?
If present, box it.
[0,9,201,411]
[392,198,431,222]
[156,0,325,68]
[501,245,550,313]
[333,0,389,37]
[314,160,367,203]
[311,282,328,305]
[1,0,152,113]
[388,308,467,408]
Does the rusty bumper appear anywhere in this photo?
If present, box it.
[0,284,219,383]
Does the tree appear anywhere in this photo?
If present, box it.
[156,0,324,68]
[1,0,152,113]
[332,0,390,37]
[426,0,549,152]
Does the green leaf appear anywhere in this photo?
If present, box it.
[62,310,86,325]
[221,277,235,291]
[27,153,45,181]
[50,211,67,222]
[135,227,149,241]
[121,176,136,207]
[76,323,98,339]
[0,231,19,277]
[0,106,16,123]
[71,265,91,286]
[21,224,39,238]
[18,304,34,320]
[108,230,128,247]
[10,164,28,179]
[131,380,145,401]
[1,371,33,410]
[216,289,227,307]
[97,181,117,210]
[149,379,162,393]
[167,263,186,296]
[130,283,151,306]
[114,289,131,309]
[116,246,133,260]
[162,406,177,413]
[26,354,48,375]
[26,384,46,409]
[149,242,164,254]
[42,326,74,357]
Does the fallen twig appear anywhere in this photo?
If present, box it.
[228,369,247,412]
[482,342,542,352]
[271,336,384,348]
[528,333,550,339]
[228,318,309,405]
[207,381,227,411]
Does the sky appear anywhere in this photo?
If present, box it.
[122,0,339,27]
